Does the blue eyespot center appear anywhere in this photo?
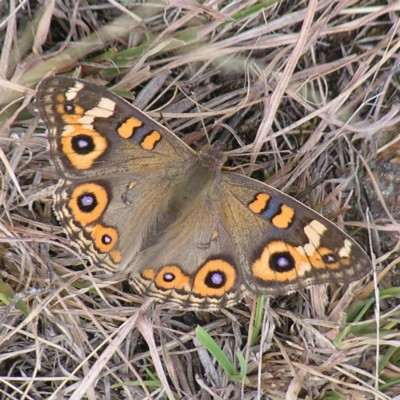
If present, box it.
[205,270,226,288]
[163,272,175,282]
[71,134,95,155]
[77,193,97,212]
[102,234,112,245]
[270,252,295,272]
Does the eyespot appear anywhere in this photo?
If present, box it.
[154,266,190,290]
[77,192,97,213]
[252,241,311,282]
[71,134,95,155]
[64,103,75,113]
[60,128,107,170]
[92,224,118,253]
[204,270,226,289]
[68,183,109,226]
[193,259,236,297]
[270,251,295,272]
[163,272,175,282]
[323,253,337,264]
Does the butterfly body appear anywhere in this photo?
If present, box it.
[37,76,371,310]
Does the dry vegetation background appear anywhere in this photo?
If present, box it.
[1,1,400,399]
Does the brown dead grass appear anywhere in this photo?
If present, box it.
[1,1,400,399]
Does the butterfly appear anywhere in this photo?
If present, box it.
[36,76,371,310]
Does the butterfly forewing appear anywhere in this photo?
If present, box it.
[37,76,194,180]
[220,172,371,296]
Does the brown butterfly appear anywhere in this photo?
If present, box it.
[37,76,371,310]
